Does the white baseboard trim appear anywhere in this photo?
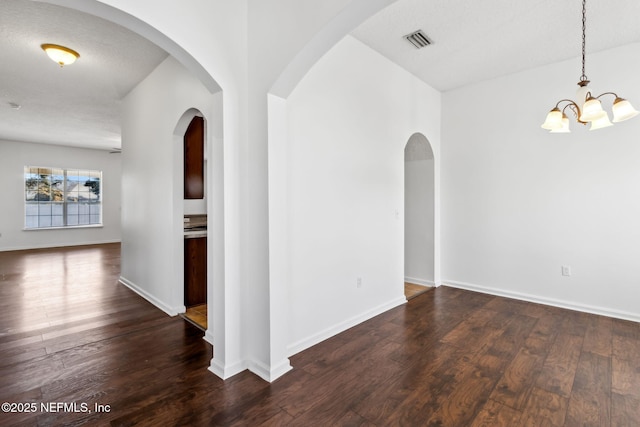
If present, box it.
[444,280,640,323]
[0,239,121,252]
[287,296,407,357]
[203,330,215,346]
[118,276,180,317]
[209,357,248,380]
[208,357,293,383]
[249,358,293,383]
[404,276,435,287]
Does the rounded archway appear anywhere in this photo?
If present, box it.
[172,103,224,351]
[41,0,236,380]
[404,133,435,289]
[42,0,221,93]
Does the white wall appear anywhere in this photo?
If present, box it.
[249,0,398,381]
[405,135,434,285]
[244,0,358,379]
[0,140,121,251]
[120,56,218,315]
[284,36,441,354]
[42,0,406,382]
[442,42,640,321]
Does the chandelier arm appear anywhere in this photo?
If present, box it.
[561,104,577,120]
[556,99,588,124]
[554,99,580,110]
[594,91,619,100]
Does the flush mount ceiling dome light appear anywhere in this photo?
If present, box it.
[41,43,80,67]
[541,0,638,133]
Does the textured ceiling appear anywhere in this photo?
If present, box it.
[351,0,640,91]
[0,0,168,151]
[2,1,640,151]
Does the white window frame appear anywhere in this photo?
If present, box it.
[24,166,103,230]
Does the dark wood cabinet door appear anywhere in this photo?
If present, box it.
[184,237,207,307]
[184,116,204,199]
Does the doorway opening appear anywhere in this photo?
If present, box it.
[404,133,435,299]
[175,112,208,330]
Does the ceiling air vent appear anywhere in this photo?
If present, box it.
[404,30,431,49]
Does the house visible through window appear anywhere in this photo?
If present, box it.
[24,166,102,229]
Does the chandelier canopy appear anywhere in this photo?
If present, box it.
[541,0,638,133]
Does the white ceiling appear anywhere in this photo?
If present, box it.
[351,0,640,92]
[0,0,167,151]
[2,0,640,151]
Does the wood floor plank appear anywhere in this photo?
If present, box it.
[387,359,478,425]
[611,393,640,427]
[565,351,611,427]
[0,244,637,425]
[519,387,568,427]
[469,398,523,427]
[523,313,563,356]
[612,318,640,339]
[612,332,640,362]
[0,355,66,400]
[612,355,640,399]
[490,347,545,410]
[486,313,538,362]
[582,315,612,358]
[351,343,467,423]
[535,333,583,398]
[440,308,501,349]
[424,364,497,427]
[484,296,550,318]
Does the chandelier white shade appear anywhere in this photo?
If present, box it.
[589,113,613,131]
[541,0,638,133]
[612,98,640,122]
[549,113,571,133]
[541,109,563,131]
[41,43,79,67]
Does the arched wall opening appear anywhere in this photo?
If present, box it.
[44,0,427,383]
[172,102,225,348]
[40,0,221,93]
[173,109,208,332]
[41,0,235,379]
[271,30,442,377]
[404,133,435,288]
[267,4,407,361]
[265,0,443,383]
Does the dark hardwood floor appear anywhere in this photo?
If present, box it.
[1,243,639,426]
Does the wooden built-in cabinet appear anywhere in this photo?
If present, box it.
[184,116,204,199]
[184,236,207,307]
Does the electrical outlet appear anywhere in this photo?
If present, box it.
[561,265,571,276]
[357,277,362,288]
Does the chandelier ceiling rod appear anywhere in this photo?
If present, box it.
[541,0,638,133]
[580,0,588,85]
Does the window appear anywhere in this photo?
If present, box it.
[24,166,102,229]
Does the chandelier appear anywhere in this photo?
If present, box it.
[541,0,638,132]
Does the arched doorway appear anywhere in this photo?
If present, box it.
[174,111,208,332]
[404,133,435,297]
[172,99,224,346]
[267,1,434,381]
[42,0,234,378]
